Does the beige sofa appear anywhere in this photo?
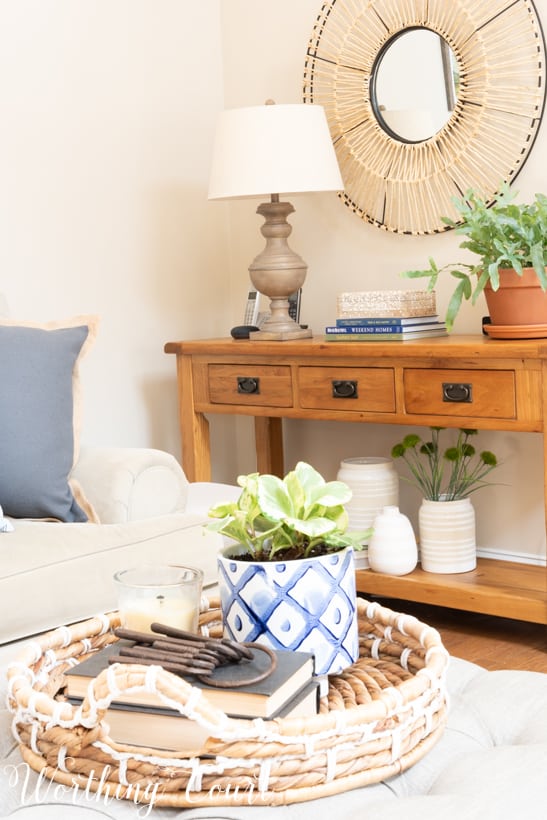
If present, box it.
[0,301,239,644]
[0,445,238,645]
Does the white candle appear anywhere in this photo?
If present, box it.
[121,595,196,634]
[114,564,203,635]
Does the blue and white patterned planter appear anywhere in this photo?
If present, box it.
[217,545,359,675]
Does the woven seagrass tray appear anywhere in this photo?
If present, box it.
[7,597,449,808]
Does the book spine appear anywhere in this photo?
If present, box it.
[324,329,447,341]
[324,333,406,341]
[325,325,407,334]
[336,316,438,327]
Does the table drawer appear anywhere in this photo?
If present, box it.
[404,369,516,418]
[208,364,293,407]
[298,366,395,412]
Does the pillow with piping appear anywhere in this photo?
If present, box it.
[0,316,99,522]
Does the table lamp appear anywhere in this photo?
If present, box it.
[208,101,343,340]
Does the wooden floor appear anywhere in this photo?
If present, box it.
[367,596,547,673]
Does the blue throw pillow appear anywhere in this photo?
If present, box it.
[0,317,98,522]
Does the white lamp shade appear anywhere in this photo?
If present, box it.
[208,103,343,200]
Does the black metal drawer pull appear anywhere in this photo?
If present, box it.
[237,376,260,395]
[442,382,472,403]
[332,379,358,399]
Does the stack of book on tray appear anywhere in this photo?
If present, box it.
[326,289,447,341]
[64,640,318,752]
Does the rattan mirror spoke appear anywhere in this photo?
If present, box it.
[303,0,546,235]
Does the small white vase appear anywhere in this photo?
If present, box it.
[368,506,418,575]
[419,497,477,574]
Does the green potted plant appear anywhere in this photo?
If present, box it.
[403,183,547,336]
[391,428,499,574]
[207,461,369,675]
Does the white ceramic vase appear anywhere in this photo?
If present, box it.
[337,457,399,530]
[419,497,477,574]
[368,505,418,575]
[217,545,359,675]
[337,457,399,569]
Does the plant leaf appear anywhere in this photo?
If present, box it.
[284,515,337,538]
[257,474,292,520]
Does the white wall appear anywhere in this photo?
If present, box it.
[0,0,232,460]
[216,0,547,564]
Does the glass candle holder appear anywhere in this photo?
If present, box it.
[113,564,203,634]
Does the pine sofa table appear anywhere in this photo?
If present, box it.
[164,335,547,624]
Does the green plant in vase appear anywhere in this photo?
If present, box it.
[391,427,499,500]
[207,461,370,675]
[390,428,500,574]
[402,183,547,330]
[207,460,370,561]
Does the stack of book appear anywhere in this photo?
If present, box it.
[324,314,448,341]
[64,640,318,752]
[326,289,447,341]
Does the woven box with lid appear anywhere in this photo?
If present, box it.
[337,290,436,318]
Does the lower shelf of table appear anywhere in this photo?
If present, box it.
[355,558,547,624]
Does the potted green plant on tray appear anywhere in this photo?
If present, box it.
[402,183,547,336]
[207,461,369,675]
[391,428,499,574]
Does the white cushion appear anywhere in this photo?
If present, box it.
[0,514,221,643]
[0,316,99,523]
[72,446,190,523]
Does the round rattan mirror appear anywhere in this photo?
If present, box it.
[303,0,546,235]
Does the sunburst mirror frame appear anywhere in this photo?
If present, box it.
[303,0,546,235]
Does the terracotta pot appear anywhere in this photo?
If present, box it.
[484,267,547,326]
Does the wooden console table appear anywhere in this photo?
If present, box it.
[165,335,547,624]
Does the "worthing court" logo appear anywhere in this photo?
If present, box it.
[4,762,161,817]
[4,761,268,815]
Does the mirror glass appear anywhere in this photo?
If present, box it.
[372,28,459,142]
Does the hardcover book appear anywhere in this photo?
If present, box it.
[335,315,440,327]
[324,326,448,341]
[64,640,314,719]
[68,679,320,753]
[325,322,446,335]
